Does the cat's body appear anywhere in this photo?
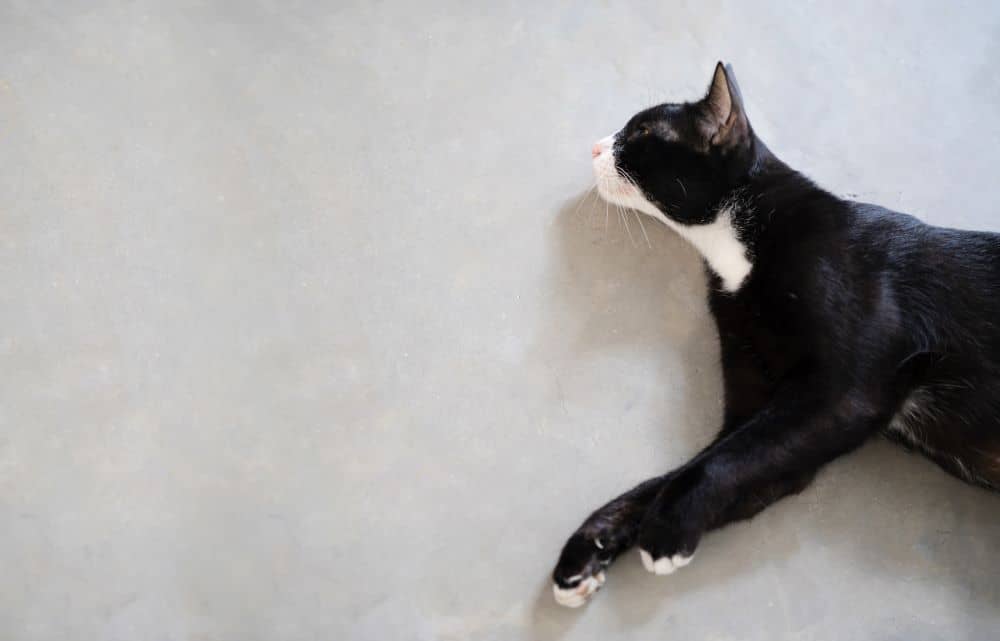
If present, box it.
[713,168,1000,490]
[552,63,1000,608]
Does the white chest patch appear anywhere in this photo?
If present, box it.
[664,205,752,292]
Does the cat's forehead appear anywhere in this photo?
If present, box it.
[623,103,697,143]
[628,103,683,125]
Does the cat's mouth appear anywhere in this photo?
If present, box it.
[591,135,662,222]
[591,133,632,200]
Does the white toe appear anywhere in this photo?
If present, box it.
[553,583,586,608]
[553,575,601,608]
[652,556,676,575]
[639,549,655,573]
[640,550,693,575]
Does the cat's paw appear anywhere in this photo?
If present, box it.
[636,517,699,577]
[638,548,693,575]
[551,530,624,607]
[552,569,606,608]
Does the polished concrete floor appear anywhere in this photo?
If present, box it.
[2,1,999,639]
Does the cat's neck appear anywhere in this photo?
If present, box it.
[656,141,827,293]
[677,156,821,293]
[667,190,755,293]
[667,140,772,292]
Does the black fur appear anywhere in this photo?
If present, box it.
[553,62,1000,598]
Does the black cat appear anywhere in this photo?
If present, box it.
[553,62,1000,607]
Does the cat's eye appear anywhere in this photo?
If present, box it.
[630,124,652,140]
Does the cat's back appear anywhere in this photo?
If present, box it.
[865,204,1000,358]
[728,191,1000,366]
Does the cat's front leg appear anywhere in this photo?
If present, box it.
[636,389,884,574]
[637,466,819,573]
[551,475,667,607]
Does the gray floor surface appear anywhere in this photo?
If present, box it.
[2,1,999,640]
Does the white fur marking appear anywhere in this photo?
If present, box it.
[592,136,752,291]
[887,389,995,489]
[639,548,655,573]
[672,552,693,568]
[652,557,676,575]
[552,572,605,608]
[639,548,694,575]
[677,206,752,291]
[888,390,933,447]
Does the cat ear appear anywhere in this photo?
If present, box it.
[699,62,750,150]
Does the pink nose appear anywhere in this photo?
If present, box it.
[591,143,602,159]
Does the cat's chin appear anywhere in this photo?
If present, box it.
[597,186,669,225]
[595,180,637,206]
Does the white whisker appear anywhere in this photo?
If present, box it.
[632,208,652,248]
[620,205,636,247]
[572,184,597,219]
[604,195,611,237]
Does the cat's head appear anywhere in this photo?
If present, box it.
[592,62,756,227]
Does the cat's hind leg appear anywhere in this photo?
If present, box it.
[884,378,1000,491]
